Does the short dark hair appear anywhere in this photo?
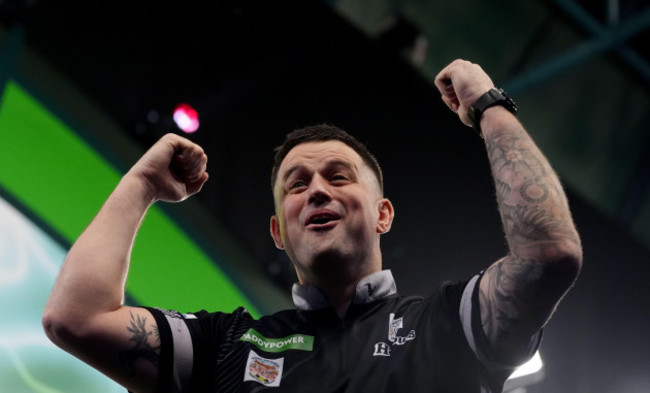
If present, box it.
[271,124,384,194]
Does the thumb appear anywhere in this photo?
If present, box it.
[441,95,459,113]
[185,171,209,197]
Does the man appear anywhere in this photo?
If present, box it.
[42,59,582,392]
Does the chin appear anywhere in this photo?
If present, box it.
[307,248,368,284]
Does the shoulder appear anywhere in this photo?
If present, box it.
[396,278,472,318]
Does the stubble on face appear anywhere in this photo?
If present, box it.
[271,141,385,286]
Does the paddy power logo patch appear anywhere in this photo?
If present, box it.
[240,328,314,353]
[244,350,284,387]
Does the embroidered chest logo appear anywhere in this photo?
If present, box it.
[373,313,416,357]
[240,328,314,353]
[244,350,284,387]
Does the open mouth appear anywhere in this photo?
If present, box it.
[311,216,334,225]
[306,211,341,227]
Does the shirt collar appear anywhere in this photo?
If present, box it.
[291,270,397,311]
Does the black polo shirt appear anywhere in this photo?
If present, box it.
[148,270,540,392]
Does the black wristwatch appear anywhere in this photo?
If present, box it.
[467,88,518,136]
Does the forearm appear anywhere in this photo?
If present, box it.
[481,106,582,264]
[472,106,583,359]
[44,173,155,321]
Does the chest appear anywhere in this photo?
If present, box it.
[208,302,477,392]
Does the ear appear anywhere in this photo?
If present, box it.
[270,215,285,249]
[376,198,394,234]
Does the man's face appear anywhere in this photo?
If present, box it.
[270,140,393,285]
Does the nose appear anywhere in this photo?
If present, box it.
[308,175,331,205]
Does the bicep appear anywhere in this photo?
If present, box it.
[60,307,161,393]
[478,254,573,362]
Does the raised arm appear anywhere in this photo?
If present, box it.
[435,60,582,363]
[42,133,208,392]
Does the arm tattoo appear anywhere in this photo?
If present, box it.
[520,177,549,204]
[494,179,512,205]
[480,256,545,344]
[119,312,161,376]
[480,125,581,352]
[499,203,575,243]
[486,132,548,181]
[486,127,581,249]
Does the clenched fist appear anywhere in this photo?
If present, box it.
[434,59,495,127]
[127,133,209,203]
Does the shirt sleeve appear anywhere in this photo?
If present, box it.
[458,273,543,372]
[146,307,196,393]
[145,306,253,393]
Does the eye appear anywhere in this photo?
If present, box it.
[331,173,349,182]
[289,179,307,190]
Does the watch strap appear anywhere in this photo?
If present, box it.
[467,88,518,136]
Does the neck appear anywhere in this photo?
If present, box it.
[319,282,357,318]
[296,246,383,317]
[298,266,380,318]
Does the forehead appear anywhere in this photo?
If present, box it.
[278,140,364,177]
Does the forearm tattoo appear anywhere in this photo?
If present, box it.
[485,127,580,251]
[480,125,581,349]
[119,312,160,376]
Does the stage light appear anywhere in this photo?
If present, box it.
[173,103,200,133]
[503,351,544,392]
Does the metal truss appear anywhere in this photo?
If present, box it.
[504,0,650,94]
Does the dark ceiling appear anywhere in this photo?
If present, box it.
[11,0,496,288]
[6,0,650,257]
[2,1,650,392]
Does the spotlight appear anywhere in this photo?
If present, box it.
[173,103,200,134]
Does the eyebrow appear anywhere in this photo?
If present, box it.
[281,159,358,184]
[326,159,357,174]
[281,165,304,185]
